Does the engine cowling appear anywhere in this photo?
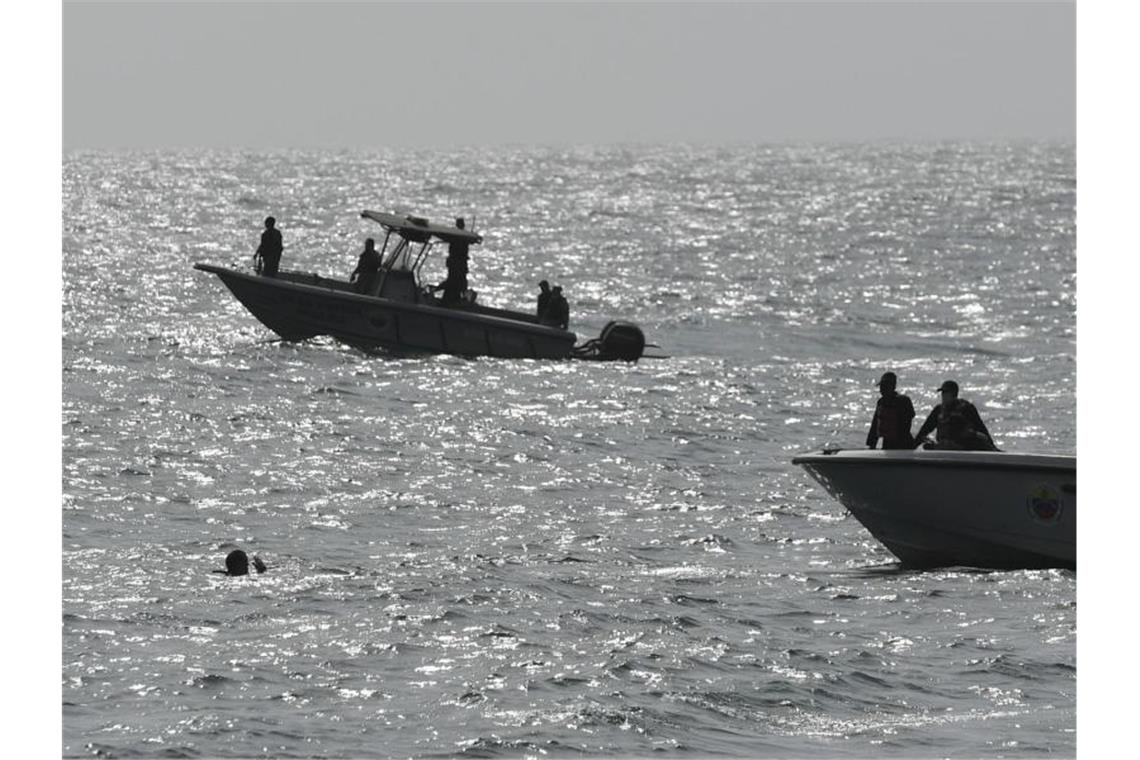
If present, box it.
[597,320,645,361]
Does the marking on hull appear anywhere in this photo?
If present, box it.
[1026,484,1064,526]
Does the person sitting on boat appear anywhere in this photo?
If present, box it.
[866,371,916,449]
[913,380,999,451]
[255,216,283,277]
[350,237,382,293]
[536,280,552,321]
[213,548,267,576]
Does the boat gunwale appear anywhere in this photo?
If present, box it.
[792,449,1075,476]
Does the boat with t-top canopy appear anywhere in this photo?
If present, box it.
[195,210,648,361]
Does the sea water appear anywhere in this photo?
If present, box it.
[62,143,1075,758]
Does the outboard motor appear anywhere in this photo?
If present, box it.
[573,320,646,361]
[598,321,645,361]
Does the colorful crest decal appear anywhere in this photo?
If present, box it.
[1026,484,1063,525]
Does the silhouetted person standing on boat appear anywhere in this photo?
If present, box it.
[255,216,283,277]
[351,237,382,294]
[866,371,916,449]
[441,217,470,306]
[536,280,552,320]
[548,285,570,329]
[914,380,998,451]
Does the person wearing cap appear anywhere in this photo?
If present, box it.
[913,380,998,451]
[866,371,916,449]
[255,216,283,277]
[536,280,552,321]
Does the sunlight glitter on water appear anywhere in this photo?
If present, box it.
[64,143,1074,758]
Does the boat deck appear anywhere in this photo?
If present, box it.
[271,268,546,325]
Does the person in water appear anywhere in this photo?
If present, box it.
[255,216,283,277]
[913,380,999,451]
[213,549,267,576]
[536,280,552,320]
[440,217,470,305]
[350,237,382,293]
[866,371,916,449]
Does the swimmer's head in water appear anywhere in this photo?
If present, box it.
[218,549,267,576]
[225,549,250,576]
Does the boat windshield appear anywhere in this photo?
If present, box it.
[363,210,480,292]
[383,237,422,272]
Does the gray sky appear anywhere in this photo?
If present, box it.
[64,1,1075,149]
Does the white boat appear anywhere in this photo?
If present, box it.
[792,449,1075,570]
[195,210,647,361]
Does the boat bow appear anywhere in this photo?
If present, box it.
[793,449,1075,569]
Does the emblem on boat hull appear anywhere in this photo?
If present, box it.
[1026,484,1063,525]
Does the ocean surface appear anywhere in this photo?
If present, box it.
[62,143,1076,758]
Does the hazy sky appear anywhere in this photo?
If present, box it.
[64,1,1075,149]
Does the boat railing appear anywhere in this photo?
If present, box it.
[274,269,354,292]
[467,301,543,324]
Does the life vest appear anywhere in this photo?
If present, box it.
[357,248,381,275]
[877,403,901,437]
[876,396,912,446]
[936,399,994,450]
[259,228,283,256]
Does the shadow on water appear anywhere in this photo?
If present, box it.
[836,563,1075,580]
[836,563,1008,579]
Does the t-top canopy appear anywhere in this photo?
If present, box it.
[361,210,483,245]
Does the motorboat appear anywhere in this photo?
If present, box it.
[792,448,1075,570]
[194,211,647,361]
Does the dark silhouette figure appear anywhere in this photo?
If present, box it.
[351,237,382,294]
[213,549,267,576]
[255,217,283,277]
[547,285,570,329]
[441,217,470,306]
[536,280,552,320]
[866,372,916,449]
[914,380,999,451]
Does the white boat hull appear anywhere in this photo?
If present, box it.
[792,449,1075,569]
